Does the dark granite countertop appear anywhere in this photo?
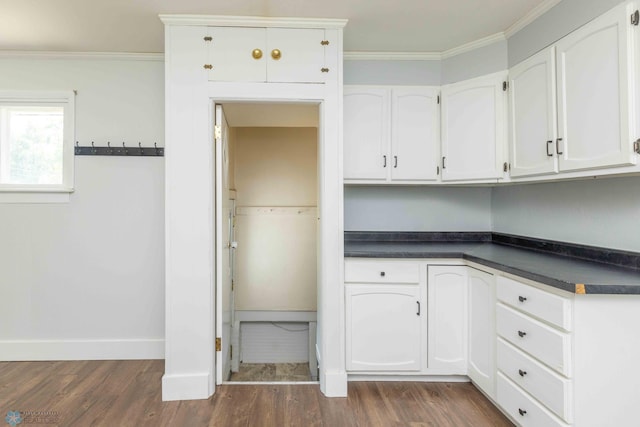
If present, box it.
[345,233,640,295]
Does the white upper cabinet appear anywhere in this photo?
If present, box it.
[391,88,440,181]
[206,27,327,83]
[555,2,637,172]
[441,72,507,181]
[509,47,559,177]
[343,88,389,181]
[344,86,440,183]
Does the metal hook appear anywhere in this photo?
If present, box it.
[75,141,80,154]
[107,141,112,155]
[122,141,128,155]
[154,142,159,156]
[91,141,97,154]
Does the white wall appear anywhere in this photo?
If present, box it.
[441,40,508,85]
[344,60,441,86]
[0,57,165,360]
[344,186,492,232]
[492,177,640,252]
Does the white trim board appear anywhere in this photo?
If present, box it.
[159,15,348,29]
[0,339,164,361]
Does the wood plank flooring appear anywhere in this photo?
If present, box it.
[0,360,513,426]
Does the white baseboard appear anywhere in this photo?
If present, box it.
[0,339,164,361]
[348,374,470,382]
[162,372,212,401]
[321,369,348,397]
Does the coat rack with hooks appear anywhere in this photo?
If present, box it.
[74,142,164,157]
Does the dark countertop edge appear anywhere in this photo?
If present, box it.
[345,231,640,272]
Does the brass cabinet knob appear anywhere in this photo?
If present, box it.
[271,49,282,60]
[252,49,263,60]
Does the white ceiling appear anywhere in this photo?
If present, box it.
[0,0,557,54]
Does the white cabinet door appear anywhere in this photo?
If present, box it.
[427,266,468,373]
[556,2,637,172]
[343,88,389,181]
[266,28,326,83]
[346,284,422,371]
[468,268,496,398]
[441,72,506,181]
[207,27,326,83]
[207,27,267,82]
[509,47,559,177]
[390,88,440,181]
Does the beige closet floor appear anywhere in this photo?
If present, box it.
[229,363,312,382]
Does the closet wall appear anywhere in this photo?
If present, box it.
[233,127,318,311]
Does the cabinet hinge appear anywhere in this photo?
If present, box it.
[634,139,640,154]
[231,279,234,291]
[214,125,222,140]
[215,337,221,352]
[437,165,440,175]
[321,68,330,73]
[230,345,233,360]
[204,36,212,42]
[204,64,213,70]
[502,81,509,91]
[320,40,330,46]
[503,162,510,172]
[632,10,639,26]
[437,95,440,104]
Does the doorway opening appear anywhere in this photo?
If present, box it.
[214,102,320,384]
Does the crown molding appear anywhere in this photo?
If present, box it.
[505,0,563,38]
[441,32,506,59]
[0,51,164,61]
[343,51,441,61]
[159,14,348,29]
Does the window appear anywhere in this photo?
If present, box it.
[0,91,75,197]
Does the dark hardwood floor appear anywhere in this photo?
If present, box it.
[0,360,513,426]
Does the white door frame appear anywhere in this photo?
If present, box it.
[205,83,346,397]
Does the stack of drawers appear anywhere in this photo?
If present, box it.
[495,276,573,426]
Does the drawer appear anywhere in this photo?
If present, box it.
[497,276,572,331]
[497,338,573,423]
[497,373,569,427]
[496,303,571,377]
[344,260,419,284]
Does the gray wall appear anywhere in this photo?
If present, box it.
[344,186,492,232]
[344,60,441,85]
[508,0,624,66]
[492,177,640,252]
[441,40,508,84]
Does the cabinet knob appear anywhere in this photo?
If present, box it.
[518,369,527,377]
[518,408,527,416]
[252,49,263,60]
[380,271,385,277]
[518,296,527,303]
[271,49,282,60]
[518,330,527,338]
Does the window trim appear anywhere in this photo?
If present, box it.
[0,90,75,200]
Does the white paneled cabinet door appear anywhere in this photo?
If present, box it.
[266,28,326,83]
[346,284,422,371]
[391,88,440,181]
[509,47,559,177]
[468,268,496,398]
[427,266,468,373]
[555,2,637,172]
[207,27,267,82]
[343,88,389,181]
[441,72,506,181]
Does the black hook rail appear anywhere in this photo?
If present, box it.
[74,142,164,157]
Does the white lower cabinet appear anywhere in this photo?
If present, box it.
[427,266,468,373]
[345,259,424,372]
[467,267,496,398]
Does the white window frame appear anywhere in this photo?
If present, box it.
[0,90,75,203]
